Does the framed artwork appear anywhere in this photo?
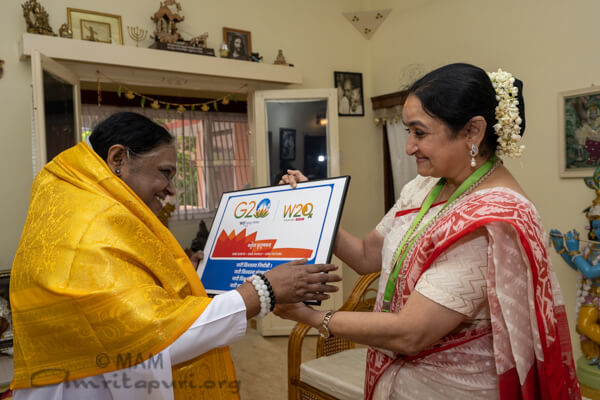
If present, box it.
[67,8,123,45]
[559,86,600,177]
[280,128,296,161]
[334,71,364,116]
[223,27,252,60]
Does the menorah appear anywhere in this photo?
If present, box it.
[127,26,148,47]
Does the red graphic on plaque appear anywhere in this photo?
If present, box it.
[212,229,312,258]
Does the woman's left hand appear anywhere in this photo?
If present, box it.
[273,303,322,327]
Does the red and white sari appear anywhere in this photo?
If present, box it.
[366,176,580,400]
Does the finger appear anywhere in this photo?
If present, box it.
[325,273,343,283]
[306,293,331,301]
[310,283,339,293]
[288,258,307,266]
[288,176,298,188]
[306,272,342,285]
[305,263,339,273]
[304,274,339,287]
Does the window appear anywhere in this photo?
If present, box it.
[82,105,250,220]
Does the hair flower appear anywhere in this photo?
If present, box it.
[487,69,524,158]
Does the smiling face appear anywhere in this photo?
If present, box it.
[402,94,472,181]
[119,143,177,214]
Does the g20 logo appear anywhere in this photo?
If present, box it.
[234,198,271,218]
[283,203,314,219]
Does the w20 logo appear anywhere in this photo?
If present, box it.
[283,203,314,219]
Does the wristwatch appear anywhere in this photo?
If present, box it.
[319,310,336,338]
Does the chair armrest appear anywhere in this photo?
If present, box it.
[338,272,380,312]
[288,321,312,398]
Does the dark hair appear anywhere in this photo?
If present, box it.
[89,112,173,160]
[408,63,526,157]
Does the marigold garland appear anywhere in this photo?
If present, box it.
[95,70,245,113]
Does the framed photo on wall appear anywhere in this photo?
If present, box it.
[67,8,123,44]
[223,27,252,60]
[334,71,364,116]
[280,128,296,161]
[559,86,600,177]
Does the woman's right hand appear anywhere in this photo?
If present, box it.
[279,169,308,188]
[264,259,341,303]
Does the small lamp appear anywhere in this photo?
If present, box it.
[316,113,328,126]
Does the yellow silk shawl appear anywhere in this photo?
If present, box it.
[10,143,239,399]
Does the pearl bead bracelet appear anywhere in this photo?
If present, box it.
[250,273,276,318]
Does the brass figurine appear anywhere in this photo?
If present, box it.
[22,0,55,36]
[189,32,208,48]
[274,49,287,65]
[58,23,72,38]
[151,0,184,44]
[128,26,148,47]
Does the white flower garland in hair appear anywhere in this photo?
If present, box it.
[487,69,524,158]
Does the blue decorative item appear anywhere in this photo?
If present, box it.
[251,52,262,62]
[551,165,600,392]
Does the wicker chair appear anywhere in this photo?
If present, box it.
[287,272,380,400]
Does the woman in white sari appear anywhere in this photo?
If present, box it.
[277,63,580,399]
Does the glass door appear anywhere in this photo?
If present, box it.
[250,89,340,188]
[249,88,342,336]
[31,51,81,176]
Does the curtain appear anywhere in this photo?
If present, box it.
[385,119,417,200]
[81,105,250,221]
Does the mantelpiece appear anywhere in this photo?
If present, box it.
[18,33,302,93]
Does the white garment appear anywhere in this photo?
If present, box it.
[373,175,499,399]
[339,96,350,114]
[14,290,247,400]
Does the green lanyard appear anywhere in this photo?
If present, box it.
[381,156,497,312]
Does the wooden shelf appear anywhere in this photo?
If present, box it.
[19,33,302,93]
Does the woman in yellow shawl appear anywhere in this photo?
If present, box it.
[11,112,341,400]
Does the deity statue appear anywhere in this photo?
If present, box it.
[21,0,55,36]
[274,49,287,65]
[551,165,600,394]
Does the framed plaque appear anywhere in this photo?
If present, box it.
[197,176,350,294]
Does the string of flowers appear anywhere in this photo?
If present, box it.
[487,69,524,158]
[95,70,247,113]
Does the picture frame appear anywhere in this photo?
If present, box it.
[223,27,252,61]
[558,86,600,177]
[334,71,364,116]
[67,8,123,45]
[279,128,296,161]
